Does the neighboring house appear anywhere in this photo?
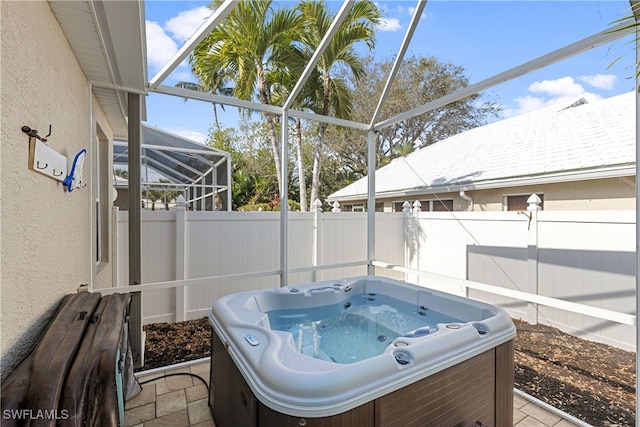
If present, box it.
[1,1,146,380]
[113,125,232,212]
[328,92,636,212]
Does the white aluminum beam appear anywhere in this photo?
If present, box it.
[280,111,289,286]
[153,85,283,115]
[149,146,202,176]
[143,156,193,182]
[283,1,354,110]
[375,21,636,131]
[366,130,376,275]
[288,107,370,130]
[372,262,637,326]
[115,140,224,156]
[140,181,221,190]
[369,0,426,128]
[149,0,237,89]
[90,80,148,95]
[142,169,180,184]
[633,2,639,423]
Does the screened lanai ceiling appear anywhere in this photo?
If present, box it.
[148,0,636,134]
[114,125,229,187]
[144,0,637,217]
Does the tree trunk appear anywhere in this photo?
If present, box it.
[295,118,307,212]
[257,64,282,192]
[310,75,332,210]
[213,104,220,131]
[309,123,325,211]
[265,114,282,193]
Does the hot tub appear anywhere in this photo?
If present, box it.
[209,276,516,427]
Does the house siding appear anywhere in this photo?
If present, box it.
[340,176,635,213]
[0,1,113,380]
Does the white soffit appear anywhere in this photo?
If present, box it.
[48,0,147,138]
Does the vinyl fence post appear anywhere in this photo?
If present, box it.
[527,194,542,325]
[175,195,187,321]
[403,201,415,283]
[112,206,120,286]
[312,199,323,283]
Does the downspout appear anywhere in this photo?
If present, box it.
[459,190,473,211]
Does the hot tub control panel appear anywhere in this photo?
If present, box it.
[245,333,260,346]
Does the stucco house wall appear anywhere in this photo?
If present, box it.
[471,177,635,211]
[342,176,635,213]
[0,1,114,379]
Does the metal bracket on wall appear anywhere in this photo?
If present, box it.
[517,211,533,230]
[25,126,68,183]
[22,124,51,142]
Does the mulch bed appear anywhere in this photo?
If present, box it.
[140,317,636,426]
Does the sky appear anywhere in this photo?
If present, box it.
[143,1,636,144]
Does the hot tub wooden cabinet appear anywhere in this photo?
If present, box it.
[210,332,514,427]
[208,276,516,427]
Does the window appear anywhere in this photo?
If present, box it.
[432,199,454,212]
[505,194,544,211]
[394,199,454,212]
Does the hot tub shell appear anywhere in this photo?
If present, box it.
[209,276,516,426]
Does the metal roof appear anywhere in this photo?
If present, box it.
[114,125,229,186]
[328,91,636,202]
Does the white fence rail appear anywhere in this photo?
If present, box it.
[406,210,636,351]
[109,208,404,324]
[105,208,636,350]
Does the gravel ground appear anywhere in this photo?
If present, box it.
[140,317,636,426]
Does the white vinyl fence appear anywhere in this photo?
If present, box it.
[108,206,636,351]
[110,207,404,324]
[405,210,636,351]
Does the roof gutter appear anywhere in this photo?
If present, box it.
[327,164,636,202]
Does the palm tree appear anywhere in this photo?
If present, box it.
[189,0,303,192]
[295,0,380,210]
[267,65,324,211]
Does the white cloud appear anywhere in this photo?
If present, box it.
[528,76,585,98]
[579,74,617,90]
[145,6,212,73]
[164,127,207,144]
[145,20,178,70]
[502,76,606,118]
[165,6,212,43]
[378,17,402,32]
[503,95,548,117]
